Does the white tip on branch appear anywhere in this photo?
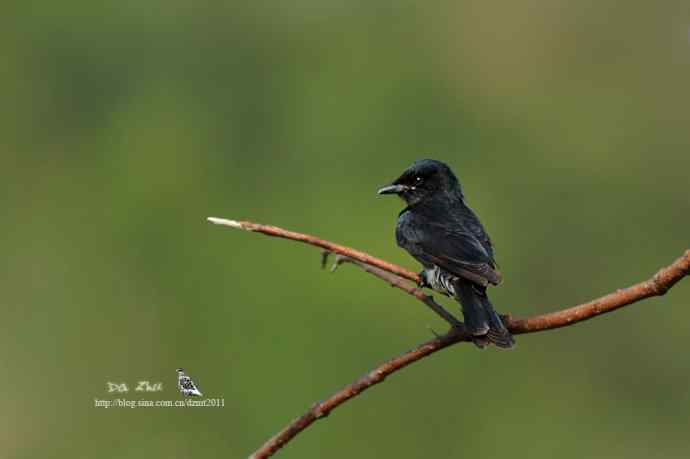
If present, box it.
[207,217,244,229]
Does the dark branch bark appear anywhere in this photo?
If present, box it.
[207,217,689,459]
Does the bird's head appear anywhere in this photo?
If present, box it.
[377,159,460,206]
[176,368,184,373]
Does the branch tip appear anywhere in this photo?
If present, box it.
[207,216,245,229]
[320,250,331,270]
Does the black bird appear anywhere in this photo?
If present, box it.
[378,159,514,349]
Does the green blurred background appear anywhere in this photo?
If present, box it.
[3,1,689,458]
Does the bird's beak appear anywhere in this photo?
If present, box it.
[377,183,409,195]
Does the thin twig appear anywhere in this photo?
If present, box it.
[207,217,689,459]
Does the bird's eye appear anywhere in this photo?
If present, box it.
[415,176,423,182]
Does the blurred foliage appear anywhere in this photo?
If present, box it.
[2,1,689,458]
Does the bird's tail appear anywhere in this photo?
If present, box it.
[454,280,515,349]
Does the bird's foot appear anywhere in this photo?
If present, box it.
[417,270,431,289]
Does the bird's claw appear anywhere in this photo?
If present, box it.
[417,270,431,289]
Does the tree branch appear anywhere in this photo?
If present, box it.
[207,217,420,282]
[207,217,689,459]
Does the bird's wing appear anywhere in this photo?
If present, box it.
[397,220,502,286]
[458,204,499,266]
